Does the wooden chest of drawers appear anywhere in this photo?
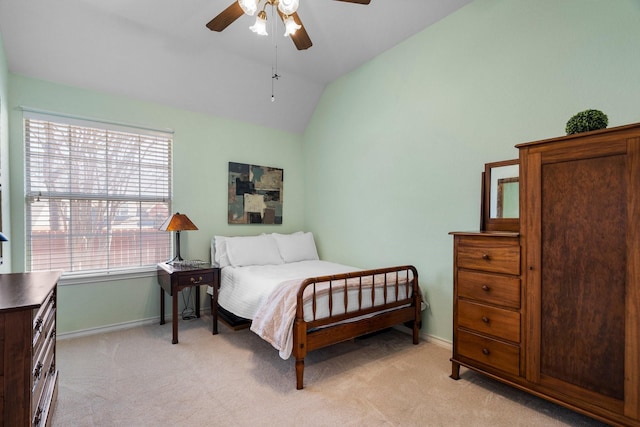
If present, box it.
[450,232,521,379]
[0,271,62,427]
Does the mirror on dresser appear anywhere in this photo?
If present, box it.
[481,159,519,232]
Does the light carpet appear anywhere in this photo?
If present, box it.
[52,317,608,426]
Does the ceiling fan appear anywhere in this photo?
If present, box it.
[206,0,371,51]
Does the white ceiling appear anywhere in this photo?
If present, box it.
[0,0,472,134]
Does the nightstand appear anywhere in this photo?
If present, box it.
[157,263,220,344]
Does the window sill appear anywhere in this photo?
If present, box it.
[58,265,158,286]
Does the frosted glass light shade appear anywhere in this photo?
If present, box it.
[250,11,268,36]
[238,0,259,16]
[283,15,301,36]
[277,0,299,16]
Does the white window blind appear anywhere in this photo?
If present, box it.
[24,112,173,274]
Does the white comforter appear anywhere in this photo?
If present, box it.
[217,260,361,320]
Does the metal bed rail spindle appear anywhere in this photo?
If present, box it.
[312,282,317,320]
[393,270,399,302]
[343,278,349,314]
[328,281,333,317]
[370,273,376,306]
[404,269,409,300]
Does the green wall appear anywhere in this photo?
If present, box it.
[303,0,640,342]
[7,75,305,334]
[0,34,10,274]
[3,0,640,340]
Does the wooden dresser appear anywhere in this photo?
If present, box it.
[451,122,640,427]
[0,270,62,427]
[450,232,521,379]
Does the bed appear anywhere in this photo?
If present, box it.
[207,232,423,389]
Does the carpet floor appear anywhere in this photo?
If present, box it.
[52,317,608,426]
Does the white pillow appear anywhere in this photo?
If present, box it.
[213,236,231,268]
[272,232,319,263]
[225,234,284,267]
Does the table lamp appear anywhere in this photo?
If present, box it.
[159,212,198,263]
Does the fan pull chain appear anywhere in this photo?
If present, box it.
[271,5,279,102]
[272,44,279,102]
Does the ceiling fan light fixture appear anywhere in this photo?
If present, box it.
[283,15,301,37]
[277,0,299,16]
[238,0,259,16]
[249,10,269,36]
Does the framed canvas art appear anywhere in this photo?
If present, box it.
[228,162,283,224]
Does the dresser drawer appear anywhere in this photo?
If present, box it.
[33,368,58,427]
[33,303,55,363]
[32,328,55,420]
[458,299,520,342]
[177,272,214,288]
[32,290,55,347]
[457,329,520,376]
[457,237,520,275]
[458,270,520,309]
[31,316,56,387]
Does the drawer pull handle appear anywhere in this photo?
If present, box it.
[481,253,490,260]
[35,317,44,331]
[481,316,490,323]
[481,285,490,291]
[34,407,43,426]
[190,276,203,285]
[482,348,490,355]
[34,361,44,380]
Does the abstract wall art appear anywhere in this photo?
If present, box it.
[228,162,283,224]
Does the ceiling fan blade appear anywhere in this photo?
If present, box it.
[334,0,371,4]
[206,2,244,32]
[279,11,313,50]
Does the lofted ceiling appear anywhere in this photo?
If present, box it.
[0,0,472,134]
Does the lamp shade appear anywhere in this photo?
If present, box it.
[249,11,268,36]
[277,0,299,16]
[158,213,198,232]
[283,15,301,36]
[159,213,198,263]
[0,232,7,242]
[238,0,258,16]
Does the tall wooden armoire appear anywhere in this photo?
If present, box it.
[518,123,640,426]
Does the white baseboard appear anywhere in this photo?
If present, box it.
[424,333,453,350]
[57,317,160,340]
[59,308,452,352]
[391,325,452,350]
[57,306,214,340]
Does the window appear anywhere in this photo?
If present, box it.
[24,112,172,274]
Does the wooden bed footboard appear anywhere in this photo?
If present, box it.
[292,265,422,389]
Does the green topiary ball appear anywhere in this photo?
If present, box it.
[565,109,608,135]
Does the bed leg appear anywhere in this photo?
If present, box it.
[412,302,421,344]
[211,288,218,335]
[296,358,304,390]
[293,319,307,389]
